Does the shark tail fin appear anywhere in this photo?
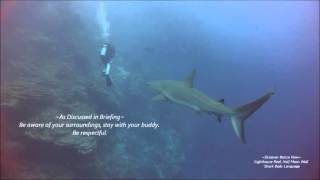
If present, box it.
[230,91,274,143]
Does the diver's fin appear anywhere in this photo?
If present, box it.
[230,91,274,143]
[218,98,225,104]
[152,94,166,101]
[184,68,197,88]
[106,75,112,87]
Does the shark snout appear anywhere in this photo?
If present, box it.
[147,81,153,86]
[147,81,154,88]
[148,81,161,93]
[148,81,157,89]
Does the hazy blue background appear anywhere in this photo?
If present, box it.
[2,1,318,179]
[95,1,319,179]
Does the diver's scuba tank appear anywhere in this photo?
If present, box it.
[104,63,111,76]
[104,63,112,86]
[100,43,114,87]
[100,44,108,56]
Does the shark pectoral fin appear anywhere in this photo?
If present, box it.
[184,68,197,88]
[218,98,225,104]
[152,94,166,101]
[213,113,222,122]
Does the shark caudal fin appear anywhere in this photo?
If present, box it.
[231,91,274,143]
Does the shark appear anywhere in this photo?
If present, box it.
[148,69,274,143]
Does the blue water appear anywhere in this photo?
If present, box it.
[2,1,319,179]
[100,2,319,179]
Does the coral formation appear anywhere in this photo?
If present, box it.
[1,2,185,179]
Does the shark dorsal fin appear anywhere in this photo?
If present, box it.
[218,98,225,104]
[184,68,197,88]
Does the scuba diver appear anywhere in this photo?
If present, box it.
[100,43,115,87]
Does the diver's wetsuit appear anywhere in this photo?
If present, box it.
[100,43,115,87]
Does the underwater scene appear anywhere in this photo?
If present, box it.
[1,1,319,179]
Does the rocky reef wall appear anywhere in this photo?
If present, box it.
[1,2,185,179]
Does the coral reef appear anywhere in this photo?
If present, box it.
[96,128,185,178]
[1,2,185,179]
[24,107,97,154]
